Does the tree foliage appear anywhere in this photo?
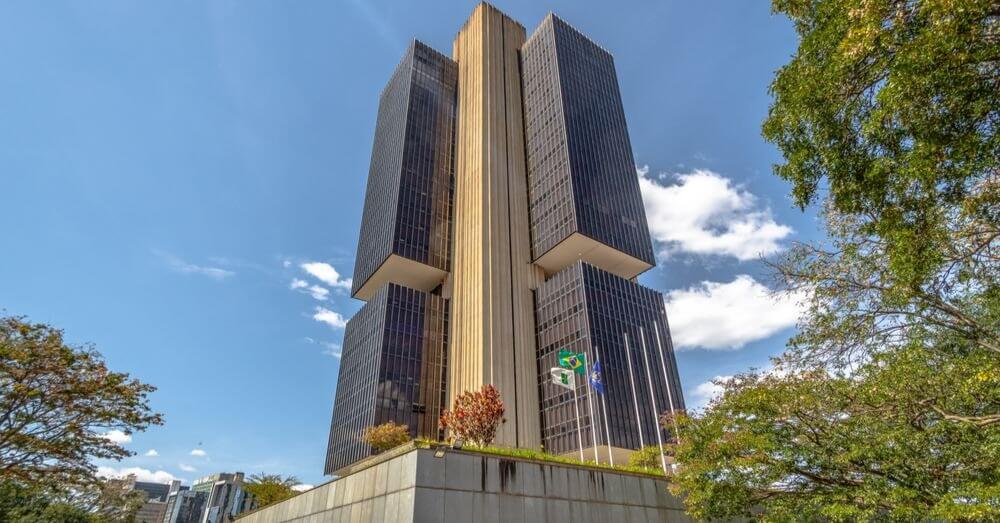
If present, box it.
[762,0,999,293]
[627,445,672,471]
[670,346,1000,521]
[362,422,411,453]
[0,479,144,523]
[439,384,505,448]
[244,473,301,509]
[0,316,163,488]
[671,0,1000,519]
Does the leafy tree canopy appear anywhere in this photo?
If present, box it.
[763,0,999,292]
[244,473,301,509]
[0,479,144,523]
[671,0,1000,519]
[0,315,163,488]
[362,422,411,453]
[439,385,505,448]
[671,345,1000,521]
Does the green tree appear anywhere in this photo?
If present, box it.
[670,0,1000,519]
[670,346,1000,521]
[244,473,301,508]
[762,0,999,295]
[362,422,411,452]
[627,445,672,471]
[0,316,163,489]
[0,479,135,523]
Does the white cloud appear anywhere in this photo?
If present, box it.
[321,342,342,359]
[100,430,132,445]
[689,375,733,411]
[290,278,330,301]
[313,307,348,329]
[291,484,314,492]
[97,466,178,484]
[189,449,207,457]
[178,463,197,472]
[156,250,235,280]
[144,449,159,457]
[664,275,804,350]
[637,166,792,260]
[300,262,352,291]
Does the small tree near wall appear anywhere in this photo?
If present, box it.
[439,384,505,447]
[362,422,411,453]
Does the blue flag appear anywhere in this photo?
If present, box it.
[589,359,605,395]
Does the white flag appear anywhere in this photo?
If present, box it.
[551,367,575,390]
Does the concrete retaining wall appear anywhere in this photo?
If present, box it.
[237,446,692,522]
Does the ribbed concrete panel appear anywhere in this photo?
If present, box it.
[449,3,539,448]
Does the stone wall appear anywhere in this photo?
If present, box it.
[237,446,692,522]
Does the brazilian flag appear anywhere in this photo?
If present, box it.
[558,349,586,374]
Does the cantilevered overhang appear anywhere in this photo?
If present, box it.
[533,232,653,280]
[351,254,448,302]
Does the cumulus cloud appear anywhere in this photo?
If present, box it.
[292,484,314,492]
[688,376,733,411]
[155,250,235,280]
[637,166,792,260]
[100,430,132,445]
[664,275,804,350]
[290,278,330,301]
[313,307,348,329]
[97,466,179,484]
[178,463,197,472]
[189,449,207,457]
[300,262,352,291]
[144,449,159,457]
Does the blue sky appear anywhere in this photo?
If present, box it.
[0,1,813,488]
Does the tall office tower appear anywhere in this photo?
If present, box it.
[324,40,457,475]
[351,41,457,301]
[325,3,684,474]
[521,14,682,460]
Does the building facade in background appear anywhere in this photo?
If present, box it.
[191,473,255,523]
[325,2,684,474]
[163,489,207,523]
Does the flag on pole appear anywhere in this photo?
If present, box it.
[589,359,605,395]
[550,367,575,390]
[558,349,586,374]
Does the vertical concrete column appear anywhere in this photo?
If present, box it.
[450,3,540,448]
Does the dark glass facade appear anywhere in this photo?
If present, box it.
[522,15,655,266]
[535,261,684,455]
[351,40,457,297]
[324,284,448,474]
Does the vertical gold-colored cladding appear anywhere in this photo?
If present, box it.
[450,3,540,448]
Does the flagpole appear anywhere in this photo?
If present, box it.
[640,328,668,475]
[583,357,599,463]
[623,332,645,448]
[596,354,615,467]
[653,321,680,445]
[572,379,584,462]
